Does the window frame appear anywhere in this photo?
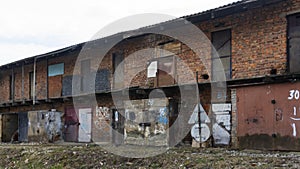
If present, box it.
[211,29,232,81]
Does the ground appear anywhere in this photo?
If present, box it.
[0,144,300,168]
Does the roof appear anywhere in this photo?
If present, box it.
[0,0,286,69]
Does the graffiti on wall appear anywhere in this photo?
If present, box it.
[45,111,63,142]
[124,99,169,146]
[189,103,211,143]
[28,110,62,142]
[94,106,110,129]
[189,103,232,145]
[212,104,231,145]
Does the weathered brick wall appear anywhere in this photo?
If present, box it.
[0,0,299,116]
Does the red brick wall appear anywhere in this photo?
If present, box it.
[0,0,299,107]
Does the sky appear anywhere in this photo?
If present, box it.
[0,0,238,66]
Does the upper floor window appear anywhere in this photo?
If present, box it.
[48,63,64,77]
[288,13,300,73]
[211,29,232,81]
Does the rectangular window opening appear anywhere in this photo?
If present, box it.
[211,29,232,81]
[48,63,64,77]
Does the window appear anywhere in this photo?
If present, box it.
[48,63,64,77]
[288,14,300,73]
[147,61,157,78]
[211,29,232,81]
[80,59,91,91]
[147,56,176,86]
[9,74,15,100]
[112,53,124,88]
[29,72,34,99]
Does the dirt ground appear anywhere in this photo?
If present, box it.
[0,143,300,169]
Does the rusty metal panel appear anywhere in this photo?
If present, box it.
[288,14,300,73]
[28,111,48,142]
[18,112,28,142]
[237,82,300,150]
[2,114,18,142]
[48,75,62,98]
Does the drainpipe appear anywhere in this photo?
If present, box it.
[33,58,37,105]
[21,62,25,104]
[46,57,48,101]
[11,67,15,102]
[196,71,201,148]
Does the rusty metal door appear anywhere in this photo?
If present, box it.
[64,107,79,142]
[18,112,28,142]
[237,82,300,150]
[288,13,300,73]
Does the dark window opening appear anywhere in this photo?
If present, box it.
[80,59,91,91]
[29,72,34,99]
[211,29,232,81]
[288,13,300,73]
[9,73,15,101]
[112,53,124,89]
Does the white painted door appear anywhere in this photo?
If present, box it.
[78,108,92,142]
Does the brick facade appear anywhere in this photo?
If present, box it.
[0,0,299,147]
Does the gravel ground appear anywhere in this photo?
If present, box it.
[0,144,299,168]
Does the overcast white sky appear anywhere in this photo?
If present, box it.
[0,0,238,65]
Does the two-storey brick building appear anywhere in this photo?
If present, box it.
[0,0,300,150]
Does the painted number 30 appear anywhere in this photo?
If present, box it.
[288,90,300,100]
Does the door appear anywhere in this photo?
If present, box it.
[112,109,124,145]
[18,112,28,142]
[237,82,300,150]
[78,108,92,142]
[288,13,300,73]
[64,107,79,142]
[2,114,18,142]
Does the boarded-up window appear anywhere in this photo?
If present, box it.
[212,29,231,81]
[48,63,64,77]
[288,14,300,73]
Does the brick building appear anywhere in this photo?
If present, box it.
[0,0,300,150]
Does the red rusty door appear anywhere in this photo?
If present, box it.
[237,82,300,150]
[64,107,79,142]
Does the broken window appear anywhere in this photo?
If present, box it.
[147,56,176,86]
[211,29,232,81]
[147,61,157,78]
[48,63,64,77]
[288,13,300,73]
